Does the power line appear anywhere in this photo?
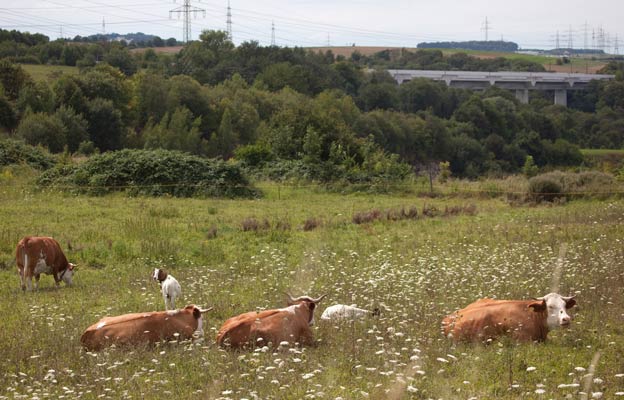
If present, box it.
[271,20,275,46]
[169,0,205,42]
[226,0,232,41]
[481,16,491,41]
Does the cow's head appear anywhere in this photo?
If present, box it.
[182,305,212,338]
[286,293,327,326]
[152,268,167,283]
[62,263,76,286]
[528,293,576,329]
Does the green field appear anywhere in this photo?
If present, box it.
[20,64,79,82]
[581,149,624,156]
[0,174,623,399]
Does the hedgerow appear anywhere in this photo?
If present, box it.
[37,149,258,198]
[0,139,57,170]
[528,170,616,202]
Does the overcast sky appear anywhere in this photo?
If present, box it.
[1,0,623,51]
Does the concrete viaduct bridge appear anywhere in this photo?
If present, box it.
[387,69,615,107]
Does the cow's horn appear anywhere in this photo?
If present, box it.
[285,292,296,303]
[311,294,327,303]
[532,296,545,301]
[199,307,213,313]
[561,295,576,301]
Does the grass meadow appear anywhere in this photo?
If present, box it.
[0,173,623,399]
[20,64,79,82]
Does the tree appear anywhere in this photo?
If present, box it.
[599,80,624,110]
[398,78,446,115]
[143,107,206,155]
[255,62,311,94]
[0,59,31,100]
[16,81,55,115]
[0,90,17,130]
[208,107,238,158]
[85,98,124,151]
[134,71,170,127]
[167,75,210,125]
[16,111,66,152]
[357,82,399,111]
[104,47,138,76]
[60,45,83,66]
[522,155,538,177]
[54,106,89,152]
[78,65,131,113]
[53,75,86,113]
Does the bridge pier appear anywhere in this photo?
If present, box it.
[515,89,529,104]
[554,90,567,107]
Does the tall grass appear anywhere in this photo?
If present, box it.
[0,173,623,399]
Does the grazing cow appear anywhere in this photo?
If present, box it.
[442,293,577,343]
[216,293,327,349]
[80,305,211,351]
[320,304,380,321]
[153,268,182,310]
[16,236,76,291]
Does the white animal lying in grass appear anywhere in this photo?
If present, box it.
[153,268,182,310]
[320,304,380,321]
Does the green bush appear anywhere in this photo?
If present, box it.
[528,175,563,202]
[37,149,258,198]
[527,171,616,202]
[16,112,66,152]
[0,139,57,170]
[234,144,275,167]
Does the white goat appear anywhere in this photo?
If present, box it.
[320,304,380,321]
[153,268,182,310]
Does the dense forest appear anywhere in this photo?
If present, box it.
[1,29,624,183]
[417,40,519,52]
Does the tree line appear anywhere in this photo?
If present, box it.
[1,30,624,181]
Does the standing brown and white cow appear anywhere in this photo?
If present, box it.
[216,293,326,349]
[16,236,76,291]
[80,305,211,351]
[442,292,577,342]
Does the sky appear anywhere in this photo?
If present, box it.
[1,0,623,51]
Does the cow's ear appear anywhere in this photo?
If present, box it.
[528,300,546,312]
[193,307,201,319]
[308,302,316,311]
[565,298,576,309]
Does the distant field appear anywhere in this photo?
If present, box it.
[581,149,624,156]
[20,64,79,82]
[129,46,184,54]
[581,149,624,171]
[309,46,608,73]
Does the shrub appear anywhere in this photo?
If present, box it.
[234,144,275,167]
[241,217,270,232]
[386,206,419,221]
[422,204,439,217]
[37,149,258,198]
[528,175,563,202]
[0,139,56,170]
[16,112,66,153]
[352,209,382,224]
[527,171,616,201]
[76,140,97,156]
[302,218,320,231]
[522,155,538,177]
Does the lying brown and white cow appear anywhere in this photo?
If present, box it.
[216,293,326,349]
[16,236,76,291]
[80,305,211,351]
[442,293,576,342]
